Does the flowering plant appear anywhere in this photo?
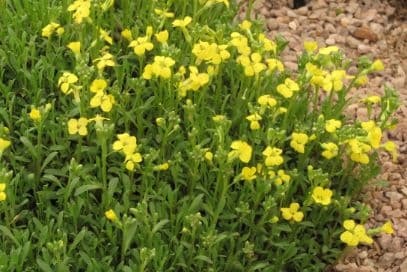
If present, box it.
[0,0,399,271]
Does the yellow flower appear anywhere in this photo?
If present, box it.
[94,52,116,71]
[347,139,371,164]
[105,209,117,221]
[192,41,230,65]
[318,46,339,55]
[143,56,176,80]
[58,72,79,94]
[206,0,230,7]
[361,121,382,149]
[67,41,81,54]
[154,8,175,18]
[321,142,339,159]
[0,138,11,153]
[99,28,113,45]
[228,140,252,163]
[274,169,290,185]
[266,58,284,73]
[68,118,89,136]
[90,92,115,112]
[246,113,262,130]
[0,183,6,201]
[124,152,143,171]
[155,30,169,44]
[67,0,91,24]
[258,34,276,53]
[281,203,304,222]
[178,66,209,96]
[241,166,257,181]
[121,29,133,41]
[90,79,108,93]
[257,95,277,107]
[212,115,226,122]
[322,70,346,92]
[230,32,251,55]
[236,53,266,77]
[262,147,283,167]
[270,216,279,223]
[276,78,300,98]
[371,60,384,71]
[204,151,213,162]
[340,220,373,247]
[383,141,398,162]
[290,132,309,154]
[355,75,368,86]
[29,108,41,121]
[42,22,64,38]
[325,119,341,133]
[239,20,252,31]
[381,221,394,234]
[312,186,333,205]
[154,162,169,171]
[129,36,154,56]
[363,95,381,104]
[304,41,318,53]
[113,133,137,156]
[172,16,192,28]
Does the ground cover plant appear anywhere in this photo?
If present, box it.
[0,0,401,271]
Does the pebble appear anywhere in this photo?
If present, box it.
[385,191,404,202]
[346,36,360,49]
[358,44,372,54]
[352,27,379,42]
[288,21,297,30]
[326,37,335,45]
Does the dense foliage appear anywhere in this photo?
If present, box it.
[0,0,399,271]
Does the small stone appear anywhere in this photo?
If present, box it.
[340,17,352,27]
[346,2,359,14]
[267,19,279,30]
[296,6,308,16]
[346,36,360,49]
[287,9,297,18]
[288,21,297,30]
[358,44,372,54]
[352,27,379,42]
[378,234,392,249]
[385,191,404,202]
[359,251,368,259]
[284,61,297,71]
[379,253,396,267]
[392,77,406,90]
[395,252,405,260]
[381,205,393,217]
[325,23,336,33]
[326,37,335,45]
[385,6,396,16]
[364,9,378,22]
[260,7,270,17]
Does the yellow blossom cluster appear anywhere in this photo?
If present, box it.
[113,133,143,171]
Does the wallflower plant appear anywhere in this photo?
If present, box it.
[0,0,400,271]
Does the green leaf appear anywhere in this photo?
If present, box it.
[152,219,169,234]
[74,184,103,196]
[0,225,20,246]
[68,228,87,253]
[40,151,58,172]
[36,258,53,272]
[20,136,38,159]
